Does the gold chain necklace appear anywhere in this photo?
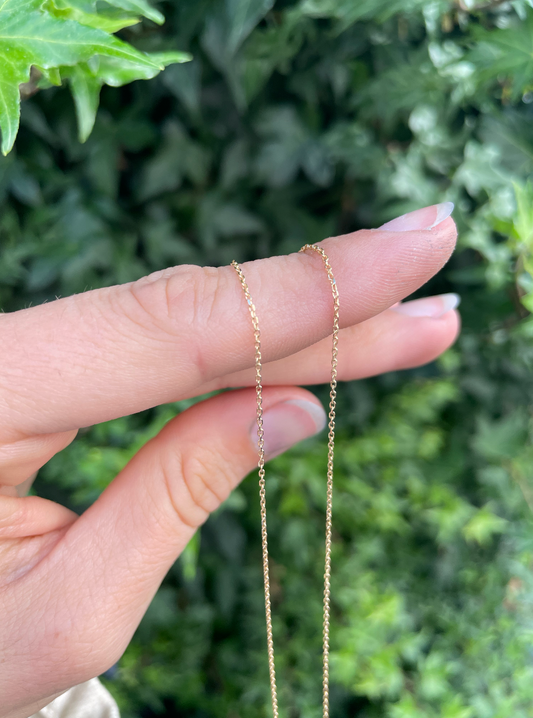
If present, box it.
[231,244,340,718]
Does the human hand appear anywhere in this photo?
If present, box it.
[0,203,458,717]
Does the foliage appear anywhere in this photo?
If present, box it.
[3,0,533,717]
[0,0,189,154]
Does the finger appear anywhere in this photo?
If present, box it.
[1,386,326,703]
[0,204,457,438]
[0,299,459,491]
[0,297,459,491]
[0,431,77,487]
[0,494,76,540]
[204,294,461,390]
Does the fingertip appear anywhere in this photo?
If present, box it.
[392,293,460,319]
[254,396,327,460]
[391,307,461,371]
[0,495,77,538]
[433,215,458,253]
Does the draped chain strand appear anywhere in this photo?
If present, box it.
[231,247,340,718]
[230,259,279,718]
[299,244,340,718]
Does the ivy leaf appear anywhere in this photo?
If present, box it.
[64,51,189,142]
[512,180,533,249]
[37,66,62,87]
[62,63,100,142]
[1,0,42,10]
[472,412,529,461]
[469,13,533,99]
[200,0,274,109]
[47,0,164,25]
[462,505,508,546]
[226,0,274,55]
[95,52,190,87]
[44,0,140,32]
[300,0,431,30]
[0,3,190,154]
[101,0,165,26]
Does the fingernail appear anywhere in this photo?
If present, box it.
[250,399,327,460]
[379,202,454,231]
[391,293,461,318]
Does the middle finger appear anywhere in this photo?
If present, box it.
[206,298,461,392]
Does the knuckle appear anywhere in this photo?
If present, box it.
[184,449,236,510]
[125,264,227,336]
[160,447,235,530]
[119,264,231,384]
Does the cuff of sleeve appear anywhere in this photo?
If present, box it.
[30,678,120,718]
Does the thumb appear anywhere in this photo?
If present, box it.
[6,387,326,702]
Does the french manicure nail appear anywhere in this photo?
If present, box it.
[391,293,461,318]
[379,202,454,231]
[250,399,327,460]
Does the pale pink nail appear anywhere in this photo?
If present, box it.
[379,202,454,231]
[250,399,327,460]
[392,293,461,318]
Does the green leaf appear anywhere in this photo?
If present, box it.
[47,0,164,26]
[63,62,100,142]
[253,106,311,187]
[0,63,22,155]
[470,14,533,99]
[441,698,474,718]
[472,412,529,461]
[161,58,201,115]
[0,3,188,154]
[200,0,275,108]
[0,0,43,10]
[300,0,432,30]
[388,694,427,718]
[513,180,533,248]
[0,9,155,154]
[462,505,508,546]
[226,0,275,54]
[94,51,190,87]
[36,66,62,86]
[101,0,165,26]
[44,0,140,32]
[180,532,200,581]
[136,121,211,201]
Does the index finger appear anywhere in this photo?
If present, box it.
[0,206,456,438]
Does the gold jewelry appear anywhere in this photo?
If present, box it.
[231,245,340,718]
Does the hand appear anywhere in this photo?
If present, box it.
[0,204,458,717]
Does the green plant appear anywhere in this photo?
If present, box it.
[3,0,533,716]
[0,0,189,154]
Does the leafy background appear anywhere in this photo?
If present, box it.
[2,0,533,716]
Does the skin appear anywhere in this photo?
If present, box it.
[0,214,459,718]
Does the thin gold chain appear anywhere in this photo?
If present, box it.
[230,259,279,717]
[231,246,339,718]
[299,244,340,718]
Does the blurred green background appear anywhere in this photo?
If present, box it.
[3,1,533,716]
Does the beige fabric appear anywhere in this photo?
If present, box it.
[30,678,120,718]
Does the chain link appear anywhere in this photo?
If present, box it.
[231,247,339,718]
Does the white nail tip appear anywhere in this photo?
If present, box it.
[428,201,454,229]
[439,292,461,314]
[284,399,327,433]
[391,292,461,318]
